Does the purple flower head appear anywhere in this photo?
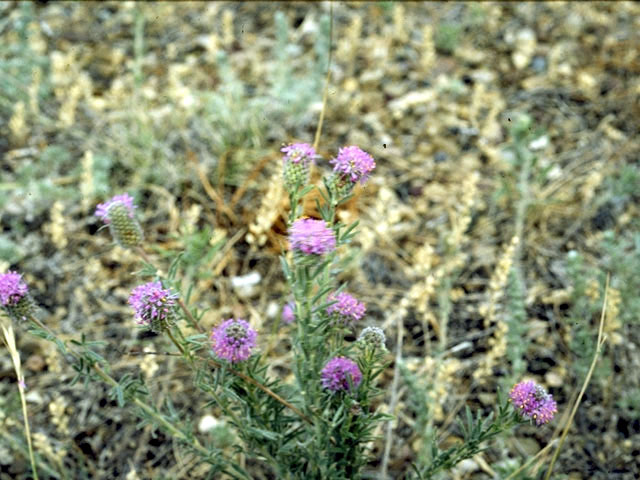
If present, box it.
[509,380,557,426]
[128,281,178,331]
[211,318,257,363]
[289,218,336,256]
[0,271,28,306]
[330,146,376,185]
[0,271,33,322]
[321,356,362,392]
[95,193,136,224]
[282,301,296,325]
[281,143,317,166]
[326,292,366,326]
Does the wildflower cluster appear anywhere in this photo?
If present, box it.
[321,357,362,392]
[211,318,257,363]
[0,271,33,322]
[509,380,557,426]
[289,217,336,256]
[326,291,366,327]
[128,281,178,332]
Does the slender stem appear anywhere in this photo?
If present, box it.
[381,307,405,478]
[312,2,334,151]
[165,327,187,356]
[505,438,558,480]
[136,246,152,264]
[18,382,37,480]
[543,274,610,480]
[177,298,205,333]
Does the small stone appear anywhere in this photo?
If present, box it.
[198,415,222,433]
[231,271,261,298]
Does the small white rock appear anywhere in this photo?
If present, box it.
[231,271,262,298]
[199,415,222,433]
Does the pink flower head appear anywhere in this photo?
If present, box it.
[321,356,362,392]
[211,318,257,363]
[0,271,28,306]
[95,193,136,224]
[128,281,178,330]
[330,146,376,185]
[281,143,317,166]
[509,380,557,426]
[289,218,336,256]
[282,301,296,325]
[326,292,366,326]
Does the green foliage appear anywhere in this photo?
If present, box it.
[400,361,438,467]
[434,22,462,55]
[412,395,525,479]
[565,251,610,381]
[502,267,528,390]
[617,387,640,420]
[0,2,50,116]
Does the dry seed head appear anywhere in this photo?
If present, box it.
[421,25,436,72]
[246,171,285,247]
[605,287,622,345]
[29,67,42,115]
[393,4,408,43]
[46,201,68,249]
[222,10,234,47]
[475,236,520,380]
[80,150,94,212]
[49,397,70,435]
[9,101,27,144]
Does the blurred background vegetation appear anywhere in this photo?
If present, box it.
[1,1,639,479]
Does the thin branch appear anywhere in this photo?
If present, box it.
[543,274,610,480]
[380,306,405,479]
[505,438,558,480]
[313,2,334,151]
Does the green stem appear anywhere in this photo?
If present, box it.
[26,315,210,458]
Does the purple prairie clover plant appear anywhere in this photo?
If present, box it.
[95,193,143,248]
[0,271,33,321]
[326,292,366,327]
[211,318,257,363]
[509,380,557,426]
[282,301,296,325]
[281,143,317,192]
[289,218,336,256]
[328,146,376,198]
[128,281,178,332]
[321,356,362,392]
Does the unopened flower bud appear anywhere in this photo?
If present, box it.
[95,193,143,248]
[358,326,386,350]
[281,143,317,193]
